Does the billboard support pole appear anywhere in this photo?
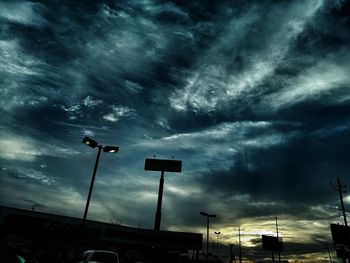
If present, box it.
[144,158,182,231]
[154,170,164,231]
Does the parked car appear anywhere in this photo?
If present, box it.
[77,250,119,263]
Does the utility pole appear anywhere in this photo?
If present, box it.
[330,177,348,226]
[276,216,281,263]
[238,227,242,263]
[330,178,348,263]
[234,226,244,263]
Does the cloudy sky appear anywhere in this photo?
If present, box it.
[1,0,349,262]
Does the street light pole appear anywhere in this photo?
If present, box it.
[82,144,102,228]
[214,231,221,259]
[207,216,209,259]
[81,137,119,229]
[200,211,216,262]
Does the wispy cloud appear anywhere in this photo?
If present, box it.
[0,1,46,27]
[263,61,350,110]
[0,133,79,162]
[170,0,324,113]
[124,80,143,93]
[6,168,57,186]
[0,39,47,111]
[103,106,136,123]
[135,121,297,173]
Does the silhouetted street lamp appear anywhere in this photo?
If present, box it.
[214,231,221,259]
[81,136,119,227]
[200,211,216,262]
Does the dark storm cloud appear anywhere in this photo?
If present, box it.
[197,123,350,205]
[164,0,350,219]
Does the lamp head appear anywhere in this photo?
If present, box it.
[82,136,98,148]
[103,146,119,153]
[200,211,208,216]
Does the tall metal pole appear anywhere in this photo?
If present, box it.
[337,177,348,226]
[200,212,215,262]
[238,227,242,263]
[206,216,209,261]
[82,145,102,228]
[154,170,164,230]
[330,178,348,263]
[276,216,281,263]
[214,232,220,259]
[216,233,219,258]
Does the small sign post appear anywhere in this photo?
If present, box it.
[145,158,182,231]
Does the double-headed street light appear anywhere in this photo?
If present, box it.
[200,211,216,262]
[81,136,119,227]
[214,231,221,259]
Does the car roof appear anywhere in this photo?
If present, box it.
[84,250,118,254]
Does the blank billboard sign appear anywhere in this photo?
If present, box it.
[331,224,350,246]
[262,235,283,252]
[144,159,182,173]
[335,247,350,259]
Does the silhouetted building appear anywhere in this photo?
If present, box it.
[0,205,202,262]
